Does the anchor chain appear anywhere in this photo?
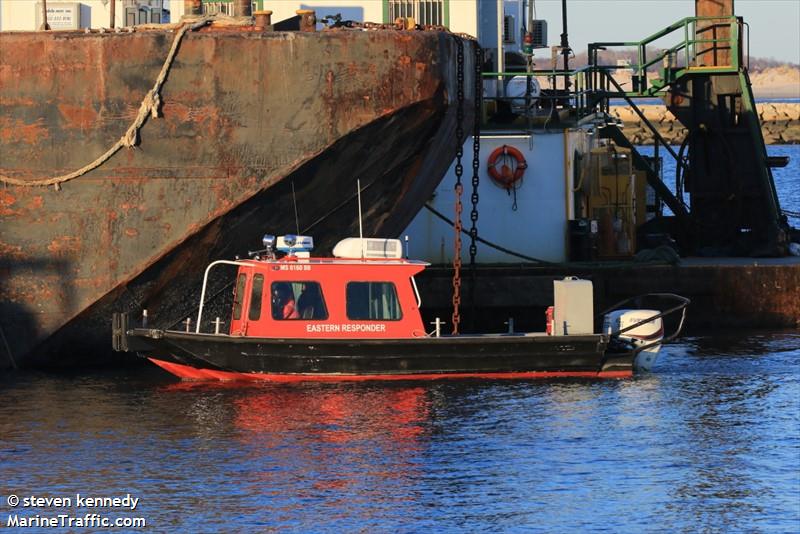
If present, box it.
[468,45,482,327]
[451,38,465,335]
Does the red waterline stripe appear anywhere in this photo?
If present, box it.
[149,359,632,382]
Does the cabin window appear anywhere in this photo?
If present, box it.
[346,282,402,321]
[232,273,247,320]
[248,274,264,321]
[271,282,328,320]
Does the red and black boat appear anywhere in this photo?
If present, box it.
[112,234,689,381]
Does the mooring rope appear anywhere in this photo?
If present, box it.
[0,14,251,189]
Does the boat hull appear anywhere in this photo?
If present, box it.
[127,329,635,381]
[0,26,476,367]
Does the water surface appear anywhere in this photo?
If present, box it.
[637,143,800,217]
[2,332,798,532]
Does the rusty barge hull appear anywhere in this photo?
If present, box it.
[417,261,800,332]
[0,26,476,367]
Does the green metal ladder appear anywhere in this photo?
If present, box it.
[585,16,788,255]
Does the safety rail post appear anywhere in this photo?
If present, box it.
[638,43,646,94]
[685,19,690,67]
[743,19,750,70]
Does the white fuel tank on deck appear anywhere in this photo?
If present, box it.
[403,128,593,264]
[553,277,594,335]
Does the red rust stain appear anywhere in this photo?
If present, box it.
[57,103,96,130]
[0,96,36,106]
[0,241,25,259]
[398,55,412,66]
[47,236,82,256]
[326,70,335,92]
[0,117,49,144]
[162,102,192,123]
[36,286,57,300]
[124,228,139,237]
[0,191,17,216]
[119,202,141,212]
[27,196,44,210]
[161,101,230,136]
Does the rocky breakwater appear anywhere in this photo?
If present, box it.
[611,103,800,145]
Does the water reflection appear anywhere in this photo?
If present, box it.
[0,332,797,532]
[231,386,431,507]
[231,386,429,443]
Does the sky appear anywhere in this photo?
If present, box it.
[526,0,800,64]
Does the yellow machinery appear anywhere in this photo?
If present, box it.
[586,145,639,258]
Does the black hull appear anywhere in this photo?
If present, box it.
[125,329,635,380]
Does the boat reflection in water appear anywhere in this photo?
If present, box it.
[227,385,432,499]
[232,386,430,442]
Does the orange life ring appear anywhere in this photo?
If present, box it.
[487,145,527,189]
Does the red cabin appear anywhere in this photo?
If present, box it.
[199,236,428,339]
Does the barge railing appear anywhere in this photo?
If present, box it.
[587,15,746,97]
[478,15,749,229]
[479,16,746,122]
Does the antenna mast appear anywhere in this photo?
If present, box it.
[357,179,365,258]
[291,181,300,235]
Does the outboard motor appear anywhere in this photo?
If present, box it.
[603,310,664,372]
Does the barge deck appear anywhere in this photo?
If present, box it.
[418,258,800,333]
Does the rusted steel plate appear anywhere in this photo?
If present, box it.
[0,27,477,366]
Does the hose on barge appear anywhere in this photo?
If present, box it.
[423,203,557,265]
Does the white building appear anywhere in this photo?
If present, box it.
[1,0,538,67]
[0,0,169,31]
[0,0,167,31]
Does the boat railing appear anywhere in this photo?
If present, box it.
[598,293,690,354]
[196,260,252,334]
[410,276,422,309]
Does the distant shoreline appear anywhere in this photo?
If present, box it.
[612,103,800,145]
[597,64,800,101]
[749,66,800,100]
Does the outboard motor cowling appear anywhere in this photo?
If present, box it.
[603,309,664,372]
